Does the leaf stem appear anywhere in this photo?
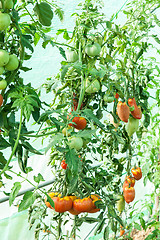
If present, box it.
[0,108,23,177]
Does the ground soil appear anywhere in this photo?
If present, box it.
[130,227,154,240]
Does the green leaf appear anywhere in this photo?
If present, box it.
[61,65,70,80]
[21,141,43,155]
[50,116,64,131]
[76,129,96,138]
[45,134,64,153]
[34,173,44,184]
[140,217,146,230]
[134,222,141,231]
[65,148,79,175]
[108,205,124,227]
[0,152,7,170]
[152,34,160,44]
[9,182,21,206]
[18,191,36,212]
[104,226,109,239]
[34,2,53,26]
[21,35,34,53]
[82,109,105,130]
[0,136,10,150]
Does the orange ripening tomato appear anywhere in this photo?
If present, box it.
[123,175,135,191]
[123,187,135,204]
[61,159,67,169]
[69,116,87,130]
[131,166,142,180]
[128,98,142,119]
[45,192,60,208]
[0,94,3,107]
[117,101,130,123]
[68,196,81,215]
[88,194,101,213]
[73,197,93,213]
[120,229,125,236]
[52,196,73,213]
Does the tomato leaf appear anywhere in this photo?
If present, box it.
[45,133,64,153]
[65,149,79,175]
[34,2,53,26]
[0,152,7,170]
[18,191,36,212]
[76,129,96,138]
[0,136,10,150]
[9,182,21,206]
[21,141,43,155]
[108,205,124,227]
[82,109,105,130]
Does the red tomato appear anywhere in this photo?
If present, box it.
[115,93,119,99]
[128,98,142,119]
[52,196,73,213]
[117,101,130,123]
[0,94,3,107]
[69,116,87,130]
[131,166,142,180]
[73,197,93,213]
[120,229,125,236]
[45,192,60,208]
[88,194,101,213]
[123,187,135,204]
[123,175,135,191]
[61,160,67,169]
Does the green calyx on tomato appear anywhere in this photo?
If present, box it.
[5,54,19,71]
[0,79,7,90]
[0,13,11,31]
[85,79,100,94]
[65,49,78,63]
[125,116,139,137]
[68,136,83,151]
[0,50,9,67]
[85,43,101,57]
[116,195,125,213]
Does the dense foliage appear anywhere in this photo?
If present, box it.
[0,0,160,239]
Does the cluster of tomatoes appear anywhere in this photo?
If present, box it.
[0,4,19,107]
[123,166,142,204]
[45,192,101,215]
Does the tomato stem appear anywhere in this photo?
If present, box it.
[76,42,86,112]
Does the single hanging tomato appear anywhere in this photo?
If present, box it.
[123,187,135,204]
[131,166,142,180]
[116,195,125,213]
[68,136,83,150]
[0,94,3,107]
[117,101,130,123]
[128,98,142,119]
[73,197,93,213]
[65,49,78,63]
[85,43,101,57]
[61,159,67,169]
[123,175,135,191]
[69,116,87,130]
[88,194,101,213]
[125,116,139,137]
[52,196,73,213]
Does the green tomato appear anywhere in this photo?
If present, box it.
[0,181,2,188]
[85,43,101,57]
[65,49,78,63]
[103,94,114,103]
[0,50,9,67]
[68,137,83,151]
[5,54,19,71]
[116,195,125,213]
[4,0,14,9]
[126,116,139,137]
[0,13,11,31]
[0,79,7,89]
[94,35,103,46]
[0,66,5,75]
[85,79,100,94]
